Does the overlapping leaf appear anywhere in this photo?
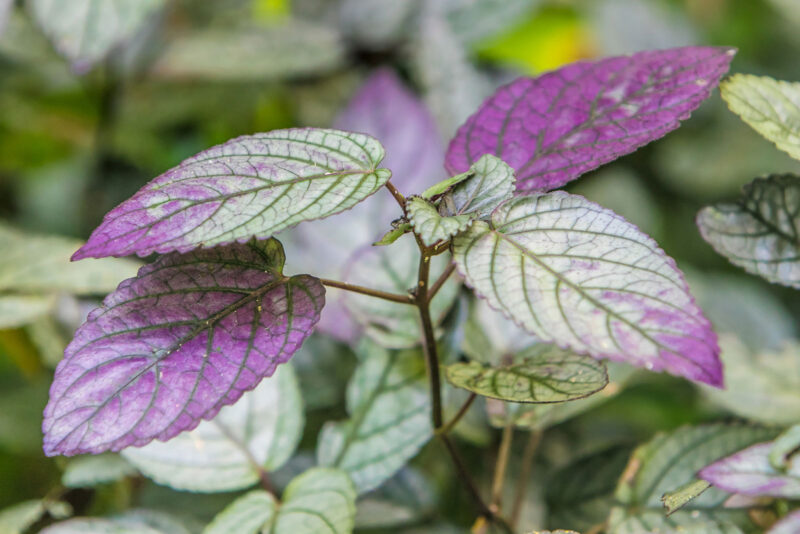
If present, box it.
[122,365,303,492]
[453,192,721,386]
[354,468,437,530]
[0,499,71,534]
[407,197,472,246]
[444,344,608,403]
[699,442,800,498]
[769,510,800,534]
[721,74,800,161]
[438,154,515,219]
[445,46,735,192]
[203,468,356,534]
[43,239,324,456]
[317,339,432,493]
[28,0,164,70]
[770,425,800,470]
[73,128,391,259]
[62,454,136,488]
[42,511,191,534]
[697,175,800,288]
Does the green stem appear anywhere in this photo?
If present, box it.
[438,392,477,436]
[491,424,514,511]
[319,278,414,305]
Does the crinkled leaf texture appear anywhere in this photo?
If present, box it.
[699,442,800,498]
[446,46,734,192]
[122,364,303,492]
[43,239,324,456]
[770,510,800,534]
[203,468,356,534]
[439,154,515,219]
[74,128,391,259]
[721,74,800,161]
[407,197,472,246]
[453,192,721,386]
[697,175,800,288]
[444,344,608,403]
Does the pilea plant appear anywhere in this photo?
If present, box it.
[37,45,746,533]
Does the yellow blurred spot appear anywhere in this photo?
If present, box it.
[253,0,288,20]
[476,7,596,74]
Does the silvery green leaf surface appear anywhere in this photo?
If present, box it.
[453,192,721,386]
[0,294,55,328]
[44,240,322,456]
[202,490,276,534]
[444,345,608,403]
[0,224,140,294]
[28,0,164,70]
[355,468,437,529]
[697,175,800,288]
[274,468,357,534]
[769,510,800,534]
[62,454,137,488]
[41,510,191,534]
[74,129,390,259]
[703,334,800,425]
[122,364,302,492]
[447,47,734,192]
[0,499,71,534]
[607,509,745,534]
[661,479,712,515]
[407,197,472,247]
[439,154,515,219]
[317,339,432,494]
[721,74,800,161]
[441,0,539,45]
[769,424,800,470]
[699,442,800,498]
[338,0,416,49]
[342,234,459,348]
[151,21,344,80]
[462,298,538,365]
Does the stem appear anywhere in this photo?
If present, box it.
[320,278,414,305]
[429,262,456,301]
[441,434,495,519]
[510,429,543,527]
[385,180,406,209]
[213,420,276,495]
[416,248,444,428]
[438,392,477,436]
[491,424,514,511]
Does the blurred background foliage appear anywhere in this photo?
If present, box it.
[1,0,800,532]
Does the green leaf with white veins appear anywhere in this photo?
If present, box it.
[439,155,515,219]
[454,192,722,387]
[721,74,800,161]
[407,197,472,246]
[317,339,432,494]
[203,491,276,534]
[698,174,800,288]
[122,365,303,493]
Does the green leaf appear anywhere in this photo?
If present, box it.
[291,334,354,410]
[697,174,800,288]
[608,509,745,534]
[407,197,472,246]
[374,223,412,246]
[28,0,165,69]
[662,480,712,515]
[439,155,515,219]
[152,21,344,80]
[203,491,276,534]
[62,454,137,488]
[420,171,474,200]
[317,339,432,493]
[122,365,303,492]
[42,511,191,534]
[343,234,459,348]
[444,345,608,403]
[0,294,54,329]
[338,0,416,50]
[0,499,72,534]
[355,468,436,529]
[769,424,800,470]
[721,74,800,161]
[704,334,800,425]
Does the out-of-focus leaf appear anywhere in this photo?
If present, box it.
[205,468,356,534]
[453,193,722,386]
[661,479,712,515]
[441,0,539,45]
[446,47,734,192]
[699,442,800,498]
[769,424,800,470]
[0,294,55,329]
[338,0,415,49]
[0,0,12,37]
[74,129,390,259]
[545,446,632,532]
[439,154,515,219]
[44,240,322,456]
[317,339,432,494]
[62,454,137,488]
[0,380,50,454]
[462,298,536,365]
[0,499,72,534]
[769,510,800,534]
[342,234,458,348]
[444,346,608,403]
[0,224,139,294]
[703,334,800,425]
[41,510,191,534]
[355,468,437,529]
[608,509,745,534]
[290,334,354,410]
[698,175,800,288]
[151,20,344,80]
[26,315,70,367]
[407,197,472,246]
[122,364,302,492]
[721,75,800,161]
[28,0,165,71]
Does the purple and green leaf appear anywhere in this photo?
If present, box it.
[769,510,800,534]
[73,128,391,259]
[699,442,800,499]
[43,239,324,456]
[446,46,735,192]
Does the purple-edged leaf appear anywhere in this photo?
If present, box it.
[73,128,391,259]
[769,510,800,534]
[43,239,324,456]
[445,46,735,192]
[452,192,722,386]
[280,71,444,341]
[699,442,800,498]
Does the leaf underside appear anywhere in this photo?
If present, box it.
[699,442,800,499]
[43,239,323,456]
[446,46,735,192]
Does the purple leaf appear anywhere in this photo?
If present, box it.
[445,46,735,192]
[281,69,444,341]
[73,128,391,259]
[769,510,800,534]
[43,239,324,456]
[699,442,800,498]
